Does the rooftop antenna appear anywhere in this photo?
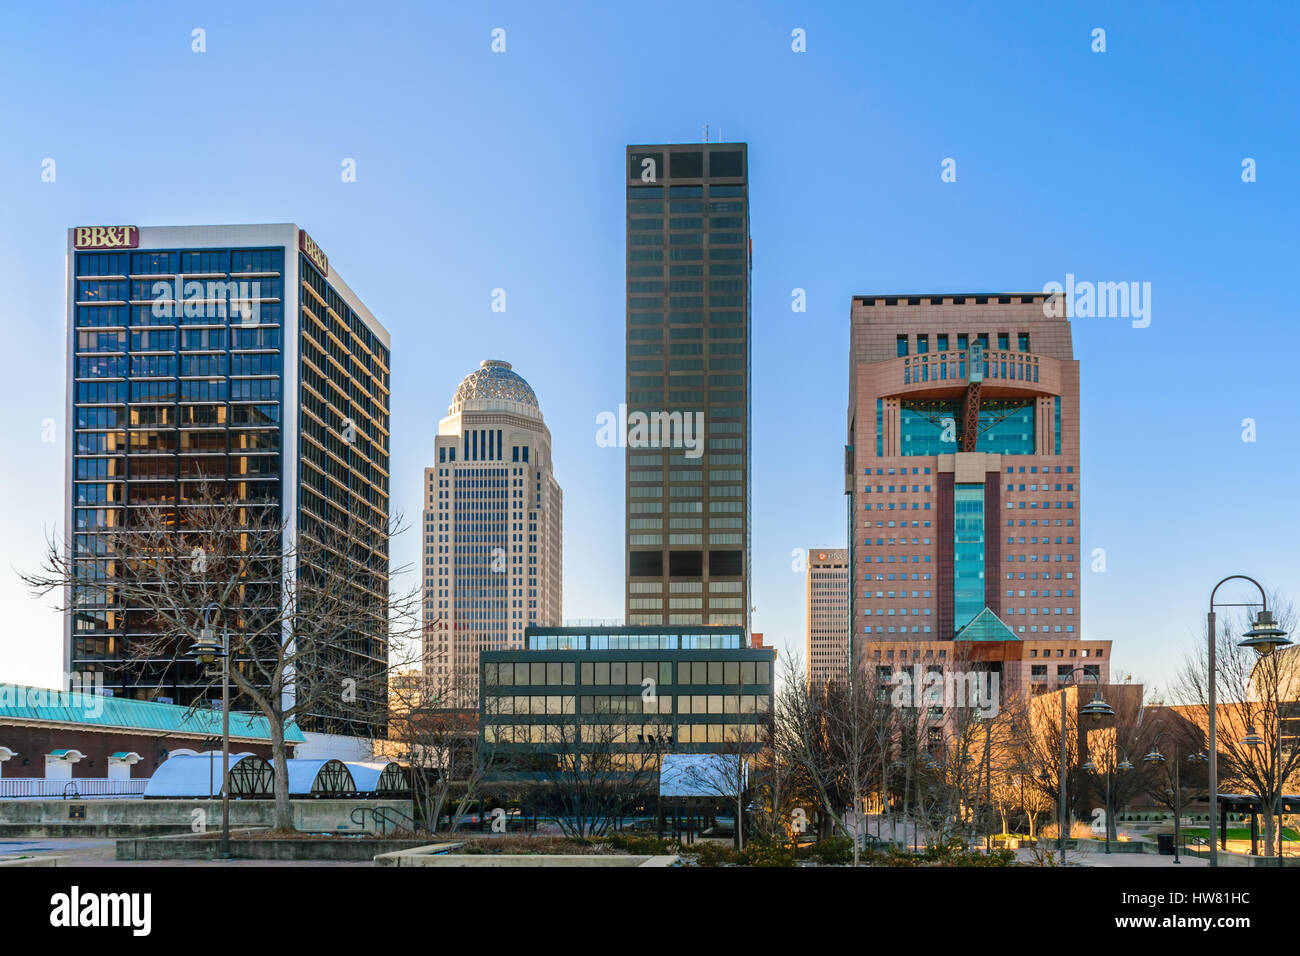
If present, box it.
[702,123,709,143]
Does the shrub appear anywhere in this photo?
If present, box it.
[742,839,795,867]
[796,836,854,865]
[603,833,680,855]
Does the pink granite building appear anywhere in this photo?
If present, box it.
[845,293,1108,705]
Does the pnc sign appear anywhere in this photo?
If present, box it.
[73,225,139,250]
[299,230,328,277]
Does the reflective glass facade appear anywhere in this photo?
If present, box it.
[66,225,390,736]
[70,244,285,701]
[899,399,1036,456]
[953,483,986,630]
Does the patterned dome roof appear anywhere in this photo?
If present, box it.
[451,360,539,413]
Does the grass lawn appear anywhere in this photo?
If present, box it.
[1182,827,1298,841]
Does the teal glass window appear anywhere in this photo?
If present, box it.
[953,483,986,631]
[1054,397,1061,455]
[898,399,1034,455]
[876,399,883,455]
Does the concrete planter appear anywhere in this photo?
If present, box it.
[115,829,432,861]
[0,854,65,867]
[0,798,413,839]
[375,843,678,867]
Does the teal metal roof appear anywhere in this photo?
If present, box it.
[954,608,1020,642]
[0,684,304,743]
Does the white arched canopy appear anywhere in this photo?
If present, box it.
[285,758,355,796]
[143,753,271,798]
[344,760,408,794]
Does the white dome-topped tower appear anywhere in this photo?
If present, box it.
[424,359,563,706]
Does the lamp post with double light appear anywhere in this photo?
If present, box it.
[1058,669,1114,859]
[1207,575,1287,866]
[1143,731,1206,865]
[1081,754,1131,854]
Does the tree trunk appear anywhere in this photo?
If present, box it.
[268,717,294,832]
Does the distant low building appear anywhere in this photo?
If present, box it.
[806,548,849,686]
[0,683,303,788]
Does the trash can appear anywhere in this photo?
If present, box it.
[1157,833,1174,855]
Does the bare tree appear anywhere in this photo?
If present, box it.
[773,657,893,863]
[747,713,796,843]
[382,653,498,833]
[24,482,419,832]
[527,712,666,838]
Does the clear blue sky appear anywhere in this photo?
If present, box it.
[1,1,1296,695]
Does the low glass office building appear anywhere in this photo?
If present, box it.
[479,625,775,775]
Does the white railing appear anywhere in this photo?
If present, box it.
[0,778,148,799]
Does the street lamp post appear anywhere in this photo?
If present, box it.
[1144,734,1205,865]
[1081,755,1130,854]
[192,603,231,860]
[1207,574,1284,867]
[1057,669,1113,859]
[1237,609,1292,868]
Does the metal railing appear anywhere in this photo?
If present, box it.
[0,778,148,799]
[350,805,432,836]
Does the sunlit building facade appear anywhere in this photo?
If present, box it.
[805,548,849,687]
[846,293,1100,703]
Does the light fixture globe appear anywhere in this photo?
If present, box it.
[1143,749,1166,765]
[1080,692,1114,721]
[1238,609,1291,657]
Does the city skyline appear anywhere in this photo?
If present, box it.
[2,3,1297,701]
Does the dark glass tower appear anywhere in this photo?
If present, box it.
[64,224,391,737]
[624,144,750,632]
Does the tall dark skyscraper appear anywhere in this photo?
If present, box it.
[65,224,391,738]
[624,143,750,631]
